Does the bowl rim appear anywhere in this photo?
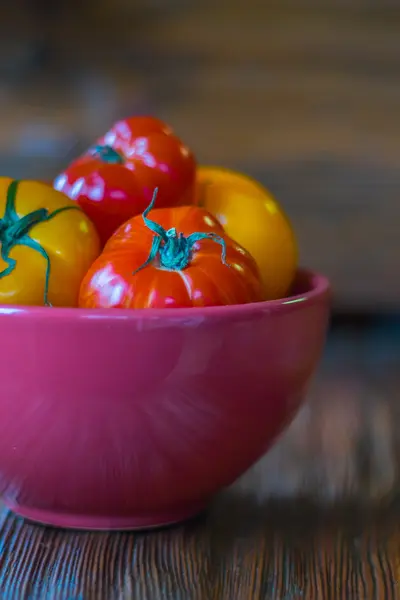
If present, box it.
[0,268,330,322]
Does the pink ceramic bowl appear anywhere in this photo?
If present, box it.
[0,268,329,530]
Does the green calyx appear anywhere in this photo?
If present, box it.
[133,188,229,275]
[0,180,81,306]
[91,144,124,165]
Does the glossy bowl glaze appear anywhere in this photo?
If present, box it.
[0,269,330,530]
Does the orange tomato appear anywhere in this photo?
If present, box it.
[196,166,298,300]
[79,192,263,309]
[0,178,100,307]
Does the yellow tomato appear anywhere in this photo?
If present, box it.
[196,166,298,300]
[0,178,100,307]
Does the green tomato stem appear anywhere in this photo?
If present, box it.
[0,180,81,306]
[133,188,229,275]
[91,145,125,165]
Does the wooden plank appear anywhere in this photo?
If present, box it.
[0,494,399,598]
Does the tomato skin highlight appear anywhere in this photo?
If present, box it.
[0,178,100,307]
[54,116,197,246]
[79,204,264,310]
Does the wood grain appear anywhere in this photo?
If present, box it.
[0,497,400,599]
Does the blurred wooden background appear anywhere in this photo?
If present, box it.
[0,0,399,312]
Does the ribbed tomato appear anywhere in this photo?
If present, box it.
[54,116,196,246]
[79,192,263,309]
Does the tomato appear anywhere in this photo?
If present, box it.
[196,166,298,301]
[79,191,263,309]
[0,178,100,307]
[54,116,197,246]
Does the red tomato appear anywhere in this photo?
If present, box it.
[54,116,196,245]
[79,193,263,309]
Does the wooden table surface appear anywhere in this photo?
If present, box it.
[0,492,399,599]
